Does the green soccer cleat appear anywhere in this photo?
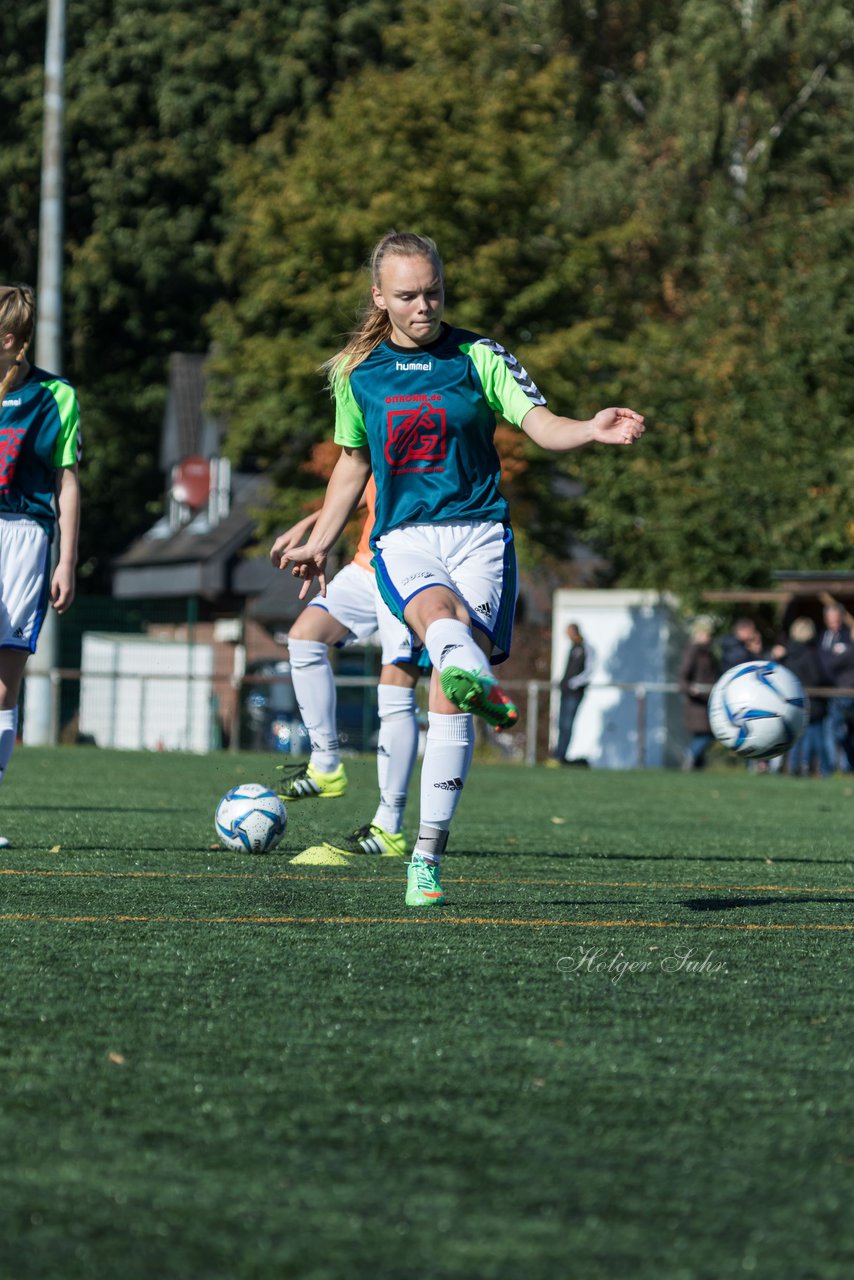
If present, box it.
[439,666,518,731]
[405,854,446,908]
[330,823,407,858]
[289,823,406,866]
[277,761,347,801]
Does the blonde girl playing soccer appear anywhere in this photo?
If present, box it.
[280,233,644,907]
[0,285,82,846]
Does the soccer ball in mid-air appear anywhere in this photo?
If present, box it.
[708,661,808,761]
[215,783,287,854]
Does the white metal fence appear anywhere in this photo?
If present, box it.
[20,670,854,770]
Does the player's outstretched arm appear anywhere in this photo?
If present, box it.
[521,405,645,451]
[280,446,371,598]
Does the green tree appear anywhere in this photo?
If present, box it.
[2,0,400,583]
[572,0,854,597]
[3,1,853,596]
[207,0,658,557]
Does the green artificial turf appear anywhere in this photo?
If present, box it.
[0,747,851,1279]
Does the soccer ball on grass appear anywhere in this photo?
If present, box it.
[708,661,807,762]
[215,783,287,854]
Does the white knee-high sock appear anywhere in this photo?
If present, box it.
[0,708,17,786]
[425,619,491,680]
[413,711,475,865]
[287,638,340,772]
[373,685,418,835]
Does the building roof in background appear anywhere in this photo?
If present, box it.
[112,474,271,602]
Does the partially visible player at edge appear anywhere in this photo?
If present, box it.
[270,476,428,863]
[0,284,82,848]
[279,232,644,908]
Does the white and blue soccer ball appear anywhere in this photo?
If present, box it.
[215,783,287,854]
[708,661,808,761]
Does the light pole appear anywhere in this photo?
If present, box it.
[24,0,66,746]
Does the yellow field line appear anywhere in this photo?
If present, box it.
[0,913,851,931]
[0,868,851,895]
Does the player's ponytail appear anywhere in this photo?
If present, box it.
[0,284,35,402]
[323,232,443,392]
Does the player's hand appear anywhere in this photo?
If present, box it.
[280,544,329,599]
[50,564,76,614]
[270,512,320,568]
[592,408,645,445]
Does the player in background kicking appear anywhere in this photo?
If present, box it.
[270,476,429,863]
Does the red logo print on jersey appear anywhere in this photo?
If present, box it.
[0,426,28,491]
[385,400,446,473]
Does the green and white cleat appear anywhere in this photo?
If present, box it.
[439,666,518,731]
[405,854,446,908]
[289,823,406,866]
[333,823,407,858]
[277,761,347,801]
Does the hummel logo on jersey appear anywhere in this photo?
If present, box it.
[395,359,433,372]
[434,777,464,791]
[474,602,492,618]
[440,644,463,664]
[2,399,22,408]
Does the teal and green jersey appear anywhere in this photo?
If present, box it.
[0,364,82,536]
[333,324,546,541]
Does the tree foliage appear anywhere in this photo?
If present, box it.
[2,0,400,581]
[2,1,852,594]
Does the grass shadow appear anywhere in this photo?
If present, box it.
[684,896,853,911]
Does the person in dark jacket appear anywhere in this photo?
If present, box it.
[819,601,854,773]
[783,617,830,777]
[552,622,592,764]
[720,616,786,670]
[678,618,721,769]
[720,617,766,670]
[820,605,854,771]
[718,617,787,773]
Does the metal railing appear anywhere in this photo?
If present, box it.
[22,669,854,768]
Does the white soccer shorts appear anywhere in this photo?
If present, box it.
[373,520,518,664]
[308,560,426,667]
[0,516,52,652]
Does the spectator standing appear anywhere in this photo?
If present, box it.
[819,601,854,773]
[820,603,854,771]
[720,618,785,772]
[678,617,720,770]
[721,616,786,668]
[783,617,830,777]
[551,622,592,765]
